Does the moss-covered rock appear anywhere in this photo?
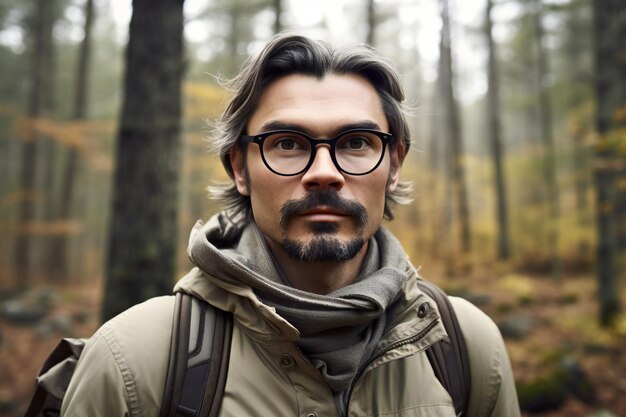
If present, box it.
[0,395,16,413]
[586,411,618,417]
[498,313,534,339]
[517,355,596,413]
[561,357,596,404]
[517,372,567,412]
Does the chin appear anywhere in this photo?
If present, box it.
[281,235,365,263]
[308,221,341,234]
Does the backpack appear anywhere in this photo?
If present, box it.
[24,280,470,417]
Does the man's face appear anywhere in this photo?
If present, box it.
[231,73,400,262]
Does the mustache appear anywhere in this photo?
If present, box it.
[279,190,368,231]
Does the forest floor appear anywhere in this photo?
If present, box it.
[0,268,625,417]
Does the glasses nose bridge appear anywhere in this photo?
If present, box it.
[308,138,339,169]
[309,136,335,150]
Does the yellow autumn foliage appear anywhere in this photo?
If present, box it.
[613,105,626,124]
[497,274,534,303]
[12,117,115,149]
[0,102,20,117]
[615,315,626,338]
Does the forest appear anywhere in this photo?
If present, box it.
[0,0,625,416]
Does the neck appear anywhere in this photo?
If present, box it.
[266,239,369,295]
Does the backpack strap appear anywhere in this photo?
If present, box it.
[417,280,471,416]
[160,292,233,417]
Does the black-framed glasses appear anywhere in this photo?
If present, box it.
[240,129,392,176]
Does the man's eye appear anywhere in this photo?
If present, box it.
[276,138,296,150]
[348,137,368,149]
[340,135,373,151]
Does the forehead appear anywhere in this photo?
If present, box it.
[248,73,388,136]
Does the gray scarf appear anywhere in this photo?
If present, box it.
[188,212,408,393]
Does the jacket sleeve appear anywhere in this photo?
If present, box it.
[60,296,175,417]
[450,297,521,417]
[60,330,132,416]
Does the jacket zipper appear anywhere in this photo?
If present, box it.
[340,318,440,417]
[371,318,440,360]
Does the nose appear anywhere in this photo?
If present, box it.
[301,145,345,191]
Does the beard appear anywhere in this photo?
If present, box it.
[282,235,365,262]
[278,190,368,262]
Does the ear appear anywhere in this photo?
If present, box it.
[230,145,250,196]
[387,144,403,192]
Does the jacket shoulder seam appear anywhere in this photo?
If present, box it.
[99,324,142,417]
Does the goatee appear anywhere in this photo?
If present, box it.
[282,236,365,262]
[279,190,368,262]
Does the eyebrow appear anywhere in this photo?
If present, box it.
[258,120,383,137]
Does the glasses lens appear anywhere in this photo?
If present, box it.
[262,132,312,175]
[335,131,384,174]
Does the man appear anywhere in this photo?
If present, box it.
[61,34,520,416]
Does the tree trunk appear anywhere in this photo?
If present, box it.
[73,0,94,121]
[102,0,185,321]
[37,0,64,281]
[565,0,591,220]
[532,0,561,278]
[440,0,471,255]
[51,0,95,282]
[14,0,54,286]
[593,0,625,326]
[562,0,593,256]
[431,31,451,261]
[485,0,510,260]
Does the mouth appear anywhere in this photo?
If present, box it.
[279,191,368,233]
[297,207,349,221]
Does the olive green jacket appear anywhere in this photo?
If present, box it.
[61,226,520,417]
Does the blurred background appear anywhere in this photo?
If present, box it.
[0,0,625,416]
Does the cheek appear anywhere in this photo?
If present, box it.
[369,192,387,221]
[249,188,281,237]
[359,171,390,224]
[248,176,278,213]
[247,167,293,228]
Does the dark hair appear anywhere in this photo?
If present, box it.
[209,33,412,220]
